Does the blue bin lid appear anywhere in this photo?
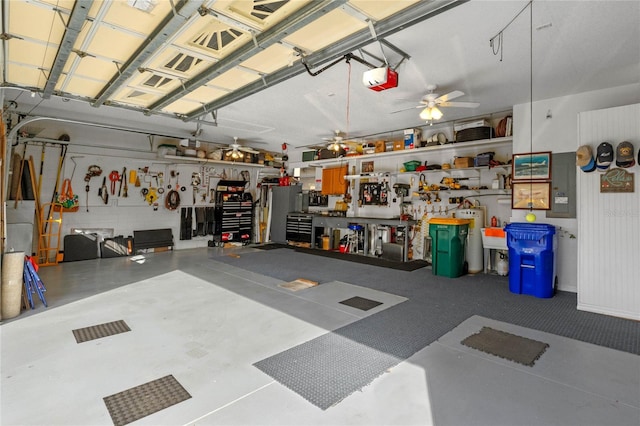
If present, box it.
[505,222,556,233]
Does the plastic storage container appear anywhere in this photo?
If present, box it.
[505,223,557,298]
[428,218,471,277]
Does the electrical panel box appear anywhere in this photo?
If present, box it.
[547,152,576,218]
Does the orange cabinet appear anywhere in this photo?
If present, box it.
[321,165,348,195]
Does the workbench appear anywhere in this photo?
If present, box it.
[311,216,416,262]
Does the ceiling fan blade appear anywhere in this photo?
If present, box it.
[436,90,464,103]
[239,146,259,153]
[439,101,480,108]
[390,105,422,114]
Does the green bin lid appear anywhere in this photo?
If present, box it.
[428,218,471,225]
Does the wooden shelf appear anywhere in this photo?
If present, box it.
[305,137,512,167]
[163,155,265,168]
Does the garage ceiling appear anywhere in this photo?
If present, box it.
[2,1,639,153]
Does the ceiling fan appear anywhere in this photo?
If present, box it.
[323,130,349,152]
[394,84,480,121]
[224,137,259,160]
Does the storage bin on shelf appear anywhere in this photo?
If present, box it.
[403,160,421,171]
[505,223,557,298]
[428,218,471,278]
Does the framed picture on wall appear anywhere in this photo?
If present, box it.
[512,181,552,210]
[512,152,552,180]
[361,161,374,174]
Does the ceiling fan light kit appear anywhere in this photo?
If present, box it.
[419,106,443,121]
[226,150,244,160]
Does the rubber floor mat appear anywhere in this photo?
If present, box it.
[461,326,549,366]
[72,320,131,343]
[103,375,191,426]
[339,296,382,311]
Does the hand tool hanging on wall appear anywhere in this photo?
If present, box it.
[99,177,109,204]
[84,165,102,212]
[191,172,201,204]
[118,167,126,197]
[37,145,45,197]
[165,188,180,210]
[109,170,120,195]
[176,171,185,191]
[123,171,128,198]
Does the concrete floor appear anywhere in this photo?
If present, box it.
[1,247,638,425]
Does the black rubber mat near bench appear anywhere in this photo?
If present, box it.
[294,247,429,271]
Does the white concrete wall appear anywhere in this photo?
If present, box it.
[512,82,640,292]
[10,127,263,254]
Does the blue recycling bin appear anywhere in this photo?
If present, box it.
[505,223,557,298]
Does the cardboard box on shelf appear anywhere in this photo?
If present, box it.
[403,128,421,149]
[454,119,490,132]
[375,141,386,153]
[393,140,404,151]
[454,157,474,168]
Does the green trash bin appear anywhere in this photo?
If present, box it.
[428,218,471,278]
